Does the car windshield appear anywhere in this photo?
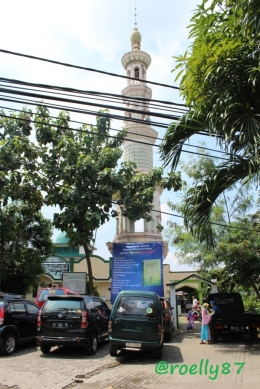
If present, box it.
[38,289,65,302]
[116,296,156,318]
[43,299,82,313]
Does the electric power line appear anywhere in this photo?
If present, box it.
[0,112,231,161]
[0,163,258,234]
[0,103,231,158]
[0,49,181,90]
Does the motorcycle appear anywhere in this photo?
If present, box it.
[192,306,202,322]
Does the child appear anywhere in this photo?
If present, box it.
[187,310,195,333]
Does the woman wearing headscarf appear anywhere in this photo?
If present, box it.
[200,303,214,344]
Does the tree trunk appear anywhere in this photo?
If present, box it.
[83,244,94,296]
[251,281,260,299]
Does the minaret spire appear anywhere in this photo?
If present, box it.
[134,4,137,28]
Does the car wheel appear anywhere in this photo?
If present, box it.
[1,334,16,356]
[164,331,172,342]
[213,331,218,343]
[152,344,162,359]
[88,333,98,355]
[249,328,258,342]
[109,344,118,357]
[41,345,51,354]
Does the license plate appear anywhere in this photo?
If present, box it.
[126,342,141,348]
[52,322,68,328]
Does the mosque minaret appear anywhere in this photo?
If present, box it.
[107,25,168,259]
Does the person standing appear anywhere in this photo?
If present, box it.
[192,296,198,308]
[210,300,221,314]
[209,300,220,342]
[200,303,214,344]
[187,310,195,333]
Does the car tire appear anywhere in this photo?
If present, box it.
[164,331,172,342]
[152,344,162,359]
[88,333,98,355]
[1,334,16,356]
[109,344,118,357]
[41,345,51,354]
[249,328,258,342]
[213,331,218,343]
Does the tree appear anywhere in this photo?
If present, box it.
[160,0,260,242]
[0,108,45,286]
[164,150,258,291]
[216,213,260,298]
[35,107,182,295]
[0,202,54,295]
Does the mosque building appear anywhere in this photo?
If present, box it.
[27,25,203,305]
[106,25,168,258]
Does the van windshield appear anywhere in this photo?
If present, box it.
[116,296,156,318]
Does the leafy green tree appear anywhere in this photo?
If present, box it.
[165,150,258,292]
[0,202,54,295]
[160,0,260,242]
[216,213,260,298]
[35,107,182,295]
[0,108,45,286]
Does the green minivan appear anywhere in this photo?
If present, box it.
[108,291,164,358]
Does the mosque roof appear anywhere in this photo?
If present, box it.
[130,28,141,44]
[55,231,69,244]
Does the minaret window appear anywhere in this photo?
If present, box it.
[134,67,139,78]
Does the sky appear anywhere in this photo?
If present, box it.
[0,0,212,271]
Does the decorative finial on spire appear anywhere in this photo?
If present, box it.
[134,4,137,28]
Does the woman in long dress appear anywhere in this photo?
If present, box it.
[200,303,214,344]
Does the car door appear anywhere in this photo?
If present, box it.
[25,302,39,339]
[10,302,29,341]
[93,300,110,337]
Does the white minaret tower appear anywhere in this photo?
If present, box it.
[107,23,168,259]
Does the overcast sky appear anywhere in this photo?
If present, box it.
[0,0,210,271]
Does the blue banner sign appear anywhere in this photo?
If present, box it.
[111,242,164,303]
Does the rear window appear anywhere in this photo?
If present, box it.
[116,296,156,318]
[38,289,65,302]
[43,299,82,313]
[215,297,235,305]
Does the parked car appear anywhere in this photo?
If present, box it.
[160,297,174,341]
[35,287,79,308]
[0,293,40,356]
[108,290,164,358]
[36,295,111,354]
[207,292,260,342]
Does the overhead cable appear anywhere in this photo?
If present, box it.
[0,163,257,234]
[0,49,180,90]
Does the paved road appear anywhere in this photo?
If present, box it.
[0,318,260,389]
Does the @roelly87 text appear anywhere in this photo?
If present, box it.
[155,359,245,380]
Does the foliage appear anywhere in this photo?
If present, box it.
[160,0,260,243]
[35,107,182,294]
[0,108,43,209]
[0,108,50,291]
[242,294,260,313]
[0,202,54,295]
[86,277,100,297]
[164,150,259,292]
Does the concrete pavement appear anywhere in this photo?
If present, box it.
[0,317,259,389]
